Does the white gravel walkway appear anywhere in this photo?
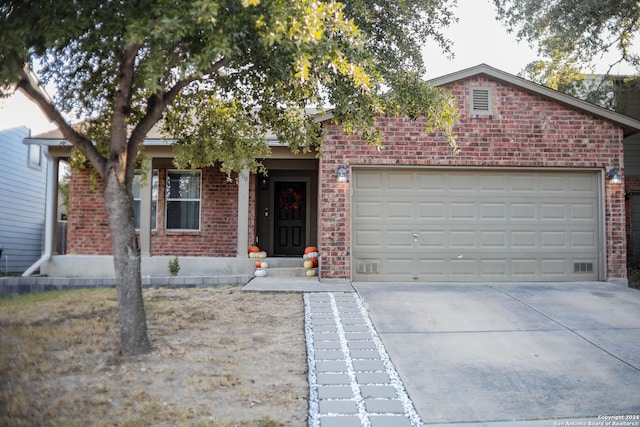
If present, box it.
[304,292,421,427]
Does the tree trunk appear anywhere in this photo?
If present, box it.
[103,168,150,356]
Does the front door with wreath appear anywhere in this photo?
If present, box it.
[274,181,306,256]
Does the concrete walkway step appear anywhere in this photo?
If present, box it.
[243,277,353,292]
[304,292,421,427]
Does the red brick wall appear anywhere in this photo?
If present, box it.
[319,75,626,280]
[67,169,112,255]
[67,166,241,257]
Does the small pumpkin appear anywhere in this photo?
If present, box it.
[254,268,267,277]
[257,251,267,258]
[260,261,269,269]
[306,251,319,259]
[255,261,262,268]
[303,260,314,269]
[304,246,318,254]
[306,269,317,277]
[309,257,318,267]
[248,246,260,253]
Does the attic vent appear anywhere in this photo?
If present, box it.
[471,87,492,115]
[573,262,594,273]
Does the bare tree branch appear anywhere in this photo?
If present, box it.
[17,66,107,176]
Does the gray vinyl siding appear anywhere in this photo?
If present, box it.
[0,127,47,274]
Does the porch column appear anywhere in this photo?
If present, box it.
[139,158,153,257]
[237,168,250,257]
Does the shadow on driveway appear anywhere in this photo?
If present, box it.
[353,282,640,426]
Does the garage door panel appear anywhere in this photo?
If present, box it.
[419,231,445,247]
[387,173,414,190]
[418,173,445,191]
[511,231,537,248]
[511,259,537,275]
[572,231,596,247]
[541,231,567,247]
[510,175,537,191]
[480,231,507,248]
[450,203,476,219]
[541,203,567,220]
[480,259,508,276]
[387,231,415,249]
[540,176,566,191]
[481,203,507,220]
[388,202,414,219]
[353,230,383,248]
[450,174,477,191]
[352,169,601,282]
[354,171,383,189]
[449,259,477,277]
[570,175,597,192]
[571,204,597,219]
[419,203,445,218]
[541,259,567,275]
[450,231,477,248]
[353,201,383,219]
[479,174,508,191]
[511,203,537,220]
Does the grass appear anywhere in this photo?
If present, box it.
[0,287,307,426]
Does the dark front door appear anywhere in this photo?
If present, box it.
[274,181,306,256]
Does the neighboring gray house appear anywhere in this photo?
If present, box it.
[0,126,48,274]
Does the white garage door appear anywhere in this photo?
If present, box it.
[352,168,602,282]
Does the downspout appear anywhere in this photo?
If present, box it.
[23,148,57,276]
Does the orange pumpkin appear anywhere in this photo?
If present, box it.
[255,261,262,268]
[248,246,260,253]
[310,257,318,267]
[304,246,318,254]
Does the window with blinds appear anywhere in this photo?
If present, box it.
[165,170,201,230]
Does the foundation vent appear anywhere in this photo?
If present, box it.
[573,262,594,273]
[356,261,379,274]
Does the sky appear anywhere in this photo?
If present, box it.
[0,0,634,135]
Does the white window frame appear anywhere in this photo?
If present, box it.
[28,144,42,169]
[133,170,158,231]
[165,170,202,231]
[470,86,492,116]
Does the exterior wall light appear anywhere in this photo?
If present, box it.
[608,168,622,185]
[337,166,347,183]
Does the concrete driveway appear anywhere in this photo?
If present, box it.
[353,282,640,426]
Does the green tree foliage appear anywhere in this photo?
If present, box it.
[494,0,640,72]
[0,0,458,355]
[494,0,640,110]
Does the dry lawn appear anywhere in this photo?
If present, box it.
[0,286,308,426]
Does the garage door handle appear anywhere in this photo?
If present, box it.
[412,234,419,240]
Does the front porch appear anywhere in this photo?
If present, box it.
[25,134,323,279]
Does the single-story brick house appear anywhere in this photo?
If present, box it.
[25,64,640,284]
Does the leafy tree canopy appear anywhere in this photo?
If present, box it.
[0,0,459,356]
[1,0,459,180]
[494,0,640,74]
[494,0,640,111]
